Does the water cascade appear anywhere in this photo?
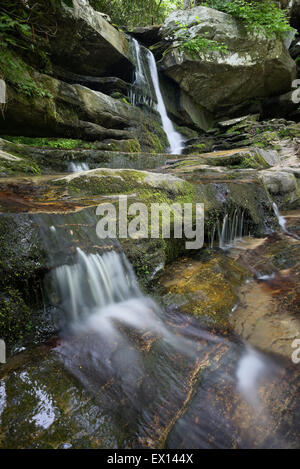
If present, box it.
[68,162,90,173]
[129,38,154,108]
[272,202,287,232]
[53,248,188,351]
[130,38,184,155]
[210,209,247,249]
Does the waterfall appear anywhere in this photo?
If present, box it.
[54,248,141,322]
[272,202,287,232]
[147,51,184,155]
[68,162,90,173]
[130,38,184,155]
[210,210,246,249]
[129,38,154,108]
[52,248,189,353]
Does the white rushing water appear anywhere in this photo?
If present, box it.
[236,348,267,406]
[53,248,199,356]
[236,347,279,408]
[210,210,246,249]
[131,38,148,90]
[147,50,184,155]
[130,38,184,155]
[55,248,141,321]
[50,247,283,440]
[130,38,154,108]
[68,162,90,173]
[272,202,287,232]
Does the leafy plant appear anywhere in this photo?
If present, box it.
[173,19,228,55]
[180,35,228,54]
[0,12,31,48]
[202,0,292,38]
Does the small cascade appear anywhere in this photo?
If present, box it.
[272,202,287,232]
[52,248,191,353]
[54,248,141,322]
[130,38,184,155]
[68,162,90,173]
[272,202,300,240]
[210,209,247,250]
[51,246,213,392]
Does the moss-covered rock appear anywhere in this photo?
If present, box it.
[0,289,32,350]
[160,7,296,122]
[159,252,248,330]
[0,150,41,176]
[0,61,168,154]
[52,168,189,196]
[259,168,300,209]
[0,138,174,174]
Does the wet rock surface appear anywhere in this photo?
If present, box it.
[0,312,299,449]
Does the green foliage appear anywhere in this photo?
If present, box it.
[0,48,52,97]
[174,19,228,55]
[2,136,97,150]
[0,12,31,48]
[89,0,183,27]
[180,35,228,54]
[203,0,292,37]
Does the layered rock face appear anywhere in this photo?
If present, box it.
[1,71,167,153]
[159,6,296,126]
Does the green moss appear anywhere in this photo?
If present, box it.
[140,119,169,153]
[104,139,141,153]
[0,47,52,98]
[0,215,46,286]
[224,119,300,150]
[128,139,141,153]
[0,289,32,349]
[0,155,41,176]
[160,254,248,330]
[144,130,165,153]
[1,136,98,150]
[62,170,149,196]
[226,153,268,169]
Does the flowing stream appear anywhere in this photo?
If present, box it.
[0,209,298,448]
[0,37,298,451]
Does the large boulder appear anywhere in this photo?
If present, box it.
[159,7,296,126]
[50,0,134,80]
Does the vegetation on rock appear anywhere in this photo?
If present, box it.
[202,0,292,37]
